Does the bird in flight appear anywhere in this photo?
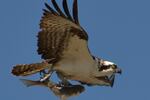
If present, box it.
[12,0,122,98]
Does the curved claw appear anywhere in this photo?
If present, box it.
[40,71,54,82]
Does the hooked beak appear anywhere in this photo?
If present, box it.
[115,68,122,74]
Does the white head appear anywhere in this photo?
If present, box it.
[103,61,114,66]
[92,56,122,86]
[99,60,121,74]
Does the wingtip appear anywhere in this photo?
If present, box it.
[51,0,66,17]
[63,0,73,21]
[44,2,57,15]
[73,0,80,25]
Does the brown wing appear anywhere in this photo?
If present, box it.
[37,0,88,61]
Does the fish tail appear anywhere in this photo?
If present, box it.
[20,79,46,87]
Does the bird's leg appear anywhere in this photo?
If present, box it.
[39,59,55,82]
[39,70,47,78]
[40,67,54,82]
[57,72,72,86]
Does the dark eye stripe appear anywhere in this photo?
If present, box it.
[99,65,110,71]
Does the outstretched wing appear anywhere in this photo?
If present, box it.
[37,0,89,62]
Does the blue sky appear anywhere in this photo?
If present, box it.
[0,0,150,100]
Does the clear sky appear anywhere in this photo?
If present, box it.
[0,0,150,100]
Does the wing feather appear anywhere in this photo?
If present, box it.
[44,3,58,15]
[38,0,89,61]
[51,0,66,17]
[63,0,73,21]
[73,0,79,25]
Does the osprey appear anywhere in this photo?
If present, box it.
[12,0,121,92]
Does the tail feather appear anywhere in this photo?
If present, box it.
[12,62,50,76]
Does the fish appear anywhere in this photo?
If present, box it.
[20,79,85,100]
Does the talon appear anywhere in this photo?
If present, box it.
[39,62,54,82]
[40,71,53,82]
[40,68,54,82]
[39,70,46,77]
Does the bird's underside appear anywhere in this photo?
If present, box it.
[12,0,121,99]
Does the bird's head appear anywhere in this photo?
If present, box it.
[92,57,122,86]
[93,57,122,75]
[99,60,122,75]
